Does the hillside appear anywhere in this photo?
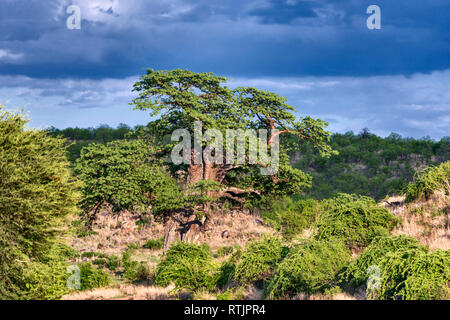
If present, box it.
[62,182,449,300]
[290,130,450,200]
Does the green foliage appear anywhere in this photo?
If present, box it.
[0,107,80,299]
[262,197,321,240]
[154,242,218,293]
[82,252,121,272]
[75,139,184,224]
[340,235,428,288]
[46,123,133,161]
[340,235,449,300]
[399,249,450,300]
[229,156,313,200]
[143,237,164,250]
[131,68,335,201]
[290,131,449,200]
[121,249,152,283]
[7,244,77,300]
[375,248,449,300]
[234,236,286,285]
[216,247,242,288]
[78,262,111,290]
[265,239,351,299]
[215,246,235,258]
[405,161,450,202]
[314,194,400,249]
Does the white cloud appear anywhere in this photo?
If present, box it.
[231,69,450,139]
[0,49,24,62]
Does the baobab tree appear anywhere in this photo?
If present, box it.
[131,69,336,248]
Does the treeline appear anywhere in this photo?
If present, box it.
[46,124,142,162]
[46,123,138,142]
[53,123,450,201]
[290,130,450,200]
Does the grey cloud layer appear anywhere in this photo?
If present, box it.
[0,0,449,77]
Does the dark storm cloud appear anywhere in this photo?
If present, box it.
[0,0,448,78]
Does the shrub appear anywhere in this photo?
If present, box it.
[341,235,449,300]
[143,237,164,250]
[215,246,235,258]
[262,197,321,240]
[105,255,121,272]
[340,235,427,289]
[400,249,450,300]
[375,248,449,300]
[89,255,120,272]
[405,161,450,202]
[14,244,77,300]
[0,107,80,299]
[126,242,140,250]
[122,249,152,283]
[265,239,351,299]
[78,262,111,290]
[154,242,218,293]
[81,251,97,259]
[75,139,184,225]
[234,236,286,285]
[216,247,242,288]
[314,193,399,250]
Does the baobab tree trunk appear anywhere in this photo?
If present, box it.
[162,150,258,252]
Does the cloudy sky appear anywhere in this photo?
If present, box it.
[0,0,449,139]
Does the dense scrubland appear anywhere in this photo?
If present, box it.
[1,69,449,301]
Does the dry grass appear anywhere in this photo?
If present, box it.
[69,210,165,256]
[201,210,276,252]
[382,190,449,251]
[292,288,365,300]
[61,284,182,300]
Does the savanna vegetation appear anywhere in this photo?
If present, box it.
[1,69,449,300]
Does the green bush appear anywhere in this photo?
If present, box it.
[12,244,78,300]
[265,239,351,299]
[314,194,399,250]
[216,247,242,288]
[341,235,449,300]
[405,161,450,202]
[234,236,286,285]
[105,255,121,272]
[121,249,151,283]
[79,262,111,290]
[154,242,218,293]
[143,237,164,250]
[0,108,80,299]
[75,139,184,224]
[215,246,235,258]
[340,235,427,288]
[375,248,449,300]
[400,249,450,300]
[262,197,321,240]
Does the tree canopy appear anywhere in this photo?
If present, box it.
[131,68,336,201]
[0,107,79,299]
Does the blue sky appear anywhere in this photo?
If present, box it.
[0,0,449,139]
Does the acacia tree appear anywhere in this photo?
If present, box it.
[0,107,79,299]
[75,139,185,226]
[131,69,337,244]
